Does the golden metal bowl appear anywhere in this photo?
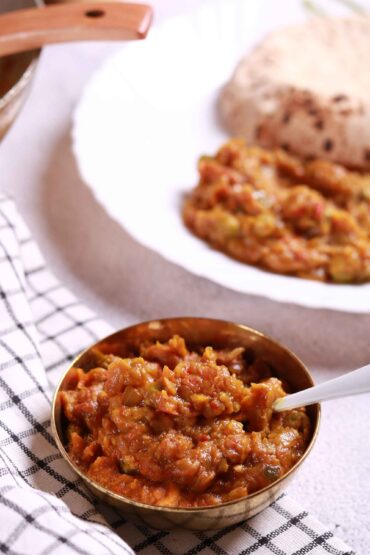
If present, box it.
[51,317,320,530]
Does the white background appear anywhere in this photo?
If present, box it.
[0,0,369,552]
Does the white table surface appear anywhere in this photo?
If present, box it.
[0,1,369,553]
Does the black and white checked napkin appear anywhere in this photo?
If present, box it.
[0,193,355,555]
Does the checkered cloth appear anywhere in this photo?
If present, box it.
[0,194,355,555]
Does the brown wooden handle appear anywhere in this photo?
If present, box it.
[0,2,152,57]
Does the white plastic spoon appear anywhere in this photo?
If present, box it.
[273,364,370,412]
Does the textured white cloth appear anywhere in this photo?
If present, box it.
[0,194,355,554]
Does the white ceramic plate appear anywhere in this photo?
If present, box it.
[72,0,370,313]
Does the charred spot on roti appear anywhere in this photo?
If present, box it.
[332,94,348,103]
[323,139,333,152]
[256,124,264,140]
[307,107,318,117]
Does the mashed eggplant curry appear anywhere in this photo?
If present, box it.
[61,335,310,508]
[183,139,370,282]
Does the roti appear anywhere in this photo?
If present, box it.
[219,16,370,169]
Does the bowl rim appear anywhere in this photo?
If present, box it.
[0,0,43,110]
[51,316,321,514]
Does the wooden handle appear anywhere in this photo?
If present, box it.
[0,2,152,57]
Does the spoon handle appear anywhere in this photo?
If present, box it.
[273,364,370,412]
[0,2,152,57]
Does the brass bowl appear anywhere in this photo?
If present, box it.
[0,0,41,141]
[52,317,320,530]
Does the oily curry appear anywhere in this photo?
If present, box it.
[60,335,310,508]
[183,139,370,283]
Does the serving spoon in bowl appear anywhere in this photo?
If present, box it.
[273,363,370,412]
[0,1,152,57]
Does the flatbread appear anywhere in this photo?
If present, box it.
[219,16,370,169]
